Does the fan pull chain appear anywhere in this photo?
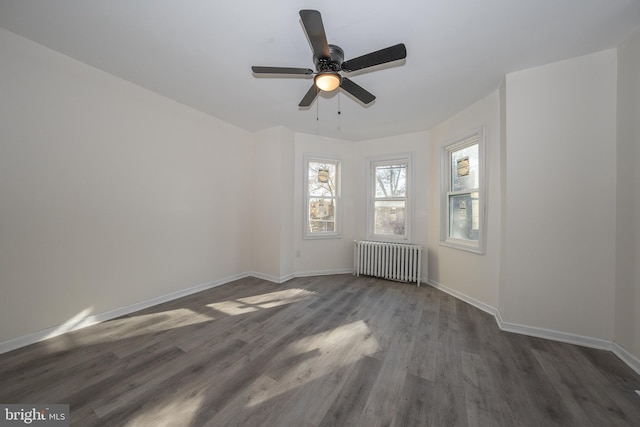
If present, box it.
[316,97,320,135]
[337,93,342,131]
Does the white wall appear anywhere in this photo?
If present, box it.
[353,131,430,270]
[0,28,254,344]
[251,126,294,281]
[616,27,640,360]
[293,133,355,276]
[502,50,617,340]
[274,129,431,280]
[427,91,502,308]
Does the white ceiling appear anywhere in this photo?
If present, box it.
[1,0,640,141]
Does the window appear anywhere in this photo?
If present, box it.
[368,155,412,241]
[304,157,340,239]
[441,129,485,253]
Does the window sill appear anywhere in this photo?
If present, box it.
[439,239,485,255]
[367,234,412,243]
[303,233,342,240]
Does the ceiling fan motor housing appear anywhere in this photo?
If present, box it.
[314,44,344,72]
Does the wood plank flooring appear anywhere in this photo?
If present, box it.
[1,274,640,426]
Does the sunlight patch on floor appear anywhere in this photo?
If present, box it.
[66,289,315,346]
[69,308,213,345]
[246,320,380,408]
[123,394,205,427]
[207,288,316,316]
[52,288,316,348]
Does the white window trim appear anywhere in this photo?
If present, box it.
[303,154,342,240]
[366,153,414,242]
[440,128,486,254]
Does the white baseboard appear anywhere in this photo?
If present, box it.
[612,342,640,376]
[424,279,640,366]
[0,272,249,355]
[426,279,499,318]
[247,271,292,284]
[250,269,354,284]
[495,311,613,351]
[294,268,353,278]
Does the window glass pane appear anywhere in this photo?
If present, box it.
[451,144,479,191]
[309,220,335,233]
[308,197,335,233]
[308,162,337,197]
[375,164,406,197]
[306,158,339,237]
[374,200,405,235]
[448,193,479,241]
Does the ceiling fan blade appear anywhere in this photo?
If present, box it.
[340,78,375,105]
[341,43,407,72]
[299,84,320,107]
[299,10,330,59]
[252,66,313,75]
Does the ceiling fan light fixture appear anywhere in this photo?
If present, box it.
[314,72,342,91]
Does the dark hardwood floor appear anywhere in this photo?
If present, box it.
[1,274,639,426]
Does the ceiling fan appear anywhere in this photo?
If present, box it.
[251,10,407,107]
